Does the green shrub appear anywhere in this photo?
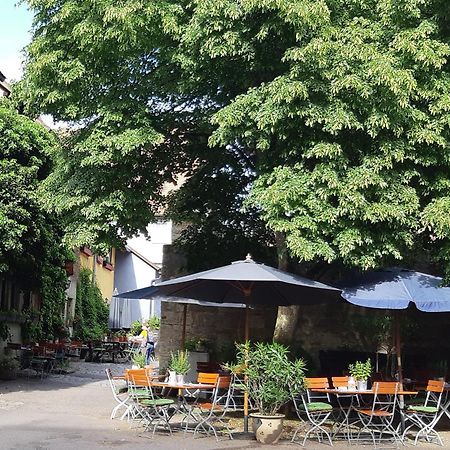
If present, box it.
[227,341,307,416]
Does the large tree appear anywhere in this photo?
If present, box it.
[19,0,450,342]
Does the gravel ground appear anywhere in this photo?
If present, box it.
[0,360,449,450]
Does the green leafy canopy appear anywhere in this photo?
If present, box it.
[18,0,450,275]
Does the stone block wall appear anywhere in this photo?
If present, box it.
[158,302,277,370]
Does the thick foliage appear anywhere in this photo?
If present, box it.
[0,101,53,271]
[203,1,450,270]
[0,101,68,339]
[18,0,450,275]
[73,268,109,341]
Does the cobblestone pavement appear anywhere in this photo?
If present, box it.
[0,360,449,449]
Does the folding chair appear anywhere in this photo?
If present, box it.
[329,375,359,440]
[402,379,445,446]
[354,381,400,447]
[129,371,174,436]
[105,368,129,420]
[291,379,334,446]
[185,372,219,402]
[193,376,233,441]
[222,373,253,411]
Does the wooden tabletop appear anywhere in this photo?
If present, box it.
[311,388,418,395]
[151,381,215,390]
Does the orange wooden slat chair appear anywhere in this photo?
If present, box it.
[197,372,220,385]
[402,379,445,446]
[331,376,349,388]
[305,377,331,403]
[128,370,174,435]
[292,377,333,446]
[353,381,400,446]
[193,376,233,441]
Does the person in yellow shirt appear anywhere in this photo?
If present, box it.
[138,324,155,364]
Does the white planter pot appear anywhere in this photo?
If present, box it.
[168,370,177,385]
[250,413,285,444]
[176,374,184,385]
[131,364,139,370]
[357,380,368,391]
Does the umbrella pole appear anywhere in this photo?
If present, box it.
[244,303,250,433]
[181,304,187,348]
[394,311,403,386]
[393,311,406,433]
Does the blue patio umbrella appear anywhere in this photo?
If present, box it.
[341,268,450,313]
[341,268,450,382]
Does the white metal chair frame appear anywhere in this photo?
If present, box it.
[225,373,254,411]
[193,376,234,441]
[105,368,130,420]
[129,372,174,436]
[401,380,445,446]
[329,376,364,442]
[291,392,334,446]
[353,382,400,447]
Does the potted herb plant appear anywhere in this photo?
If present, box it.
[168,350,190,385]
[227,341,306,444]
[131,352,146,369]
[349,358,372,391]
[0,355,20,380]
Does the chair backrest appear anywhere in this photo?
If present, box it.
[426,379,445,393]
[212,376,233,412]
[105,368,122,401]
[371,381,399,416]
[197,372,220,385]
[128,371,152,401]
[331,376,348,388]
[425,379,445,409]
[305,377,330,402]
[373,381,398,395]
[306,377,329,389]
[126,368,147,385]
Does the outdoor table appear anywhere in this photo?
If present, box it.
[311,388,418,441]
[93,341,130,363]
[151,381,215,431]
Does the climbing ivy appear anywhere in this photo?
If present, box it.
[73,268,109,340]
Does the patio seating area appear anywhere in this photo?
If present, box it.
[105,364,450,447]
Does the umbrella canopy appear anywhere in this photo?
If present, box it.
[115,285,246,308]
[154,254,340,433]
[115,285,159,299]
[154,254,341,305]
[341,267,450,395]
[341,268,450,312]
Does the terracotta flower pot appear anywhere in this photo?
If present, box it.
[250,413,285,444]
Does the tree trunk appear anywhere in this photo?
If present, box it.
[272,232,300,345]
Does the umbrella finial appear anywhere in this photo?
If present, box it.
[245,253,253,262]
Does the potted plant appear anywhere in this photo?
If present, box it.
[168,350,190,385]
[184,337,211,352]
[349,358,372,391]
[131,352,146,369]
[117,329,127,342]
[227,341,306,444]
[0,355,20,380]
